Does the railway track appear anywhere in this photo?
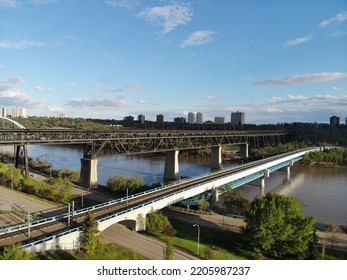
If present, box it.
[0,148,313,249]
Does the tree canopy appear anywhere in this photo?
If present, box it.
[243,192,316,259]
[79,212,100,257]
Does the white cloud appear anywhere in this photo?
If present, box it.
[66,96,132,108]
[105,0,139,9]
[34,86,53,92]
[269,95,310,103]
[180,30,218,48]
[319,11,347,27]
[48,105,64,113]
[0,0,18,7]
[29,0,56,4]
[0,76,25,84]
[0,87,42,105]
[283,35,312,47]
[137,4,193,34]
[91,82,122,92]
[0,39,46,49]
[124,83,143,90]
[254,72,347,86]
[201,95,228,101]
[65,82,76,87]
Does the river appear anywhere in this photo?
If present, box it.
[1,145,347,225]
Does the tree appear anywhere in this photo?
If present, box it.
[146,211,176,237]
[223,187,250,216]
[198,198,210,212]
[243,192,316,259]
[0,243,31,260]
[163,238,174,260]
[79,212,100,257]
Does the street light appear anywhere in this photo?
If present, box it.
[193,224,200,255]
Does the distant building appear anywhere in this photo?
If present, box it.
[0,106,6,118]
[345,117,347,125]
[196,112,203,124]
[123,115,134,126]
[138,114,145,124]
[174,117,186,124]
[156,114,164,123]
[214,117,225,125]
[188,112,195,124]
[231,111,245,125]
[330,115,340,126]
[12,107,27,118]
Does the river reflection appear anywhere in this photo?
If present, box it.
[1,145,346,225]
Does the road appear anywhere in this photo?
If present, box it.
[100,223,199,260]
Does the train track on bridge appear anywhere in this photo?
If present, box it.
[0,149,305,249]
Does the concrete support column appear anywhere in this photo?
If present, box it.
[211,188,220,203]
[240,143,249,159]
[260,178,265,197]
[210,146,223,170]
[136,213,146,231]
[164,150,180,180]
[79,158,98,188]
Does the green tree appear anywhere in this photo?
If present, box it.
[79,212,100,257]
[243,192,316,259]
[223,187,250,216]
[146,211,176,237]
[0,243,31,260]
[163,238,174,260]
[198,198,210,212]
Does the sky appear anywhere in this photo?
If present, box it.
[0,0,346,124]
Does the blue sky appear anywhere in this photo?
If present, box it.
[0,0,346,124]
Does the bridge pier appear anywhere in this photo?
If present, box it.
[79,158,98,188]
[211,188,220,203]
[164,151,180,180]
[259,179,265,197]
[210,146,223,170]
[14,145,29,178]
[240,143,249,159]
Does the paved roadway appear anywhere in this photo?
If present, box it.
[100,223,199,260]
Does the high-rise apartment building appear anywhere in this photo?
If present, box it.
[12,107,27,118]
[330,115,340,126]
[138,114,145,124]
[0,106,7,118]
[174,117,186,123]
[188,112,195,124]
[214,116,225,124]
[231,111,245,125]
[196,112,203,124]
[156,114,164,123]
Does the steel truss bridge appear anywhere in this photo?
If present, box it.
[0,129,291,158]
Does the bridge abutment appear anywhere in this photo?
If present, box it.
[240,143,249,159]
[79,158,98,188]
[164,150,180,180]
[211,188,220,203]
[210,146,223,170]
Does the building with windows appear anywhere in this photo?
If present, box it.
[214,116,225,125]
[138,114,145,124]
[231,111,245,125]
[156,114,164,123]
[12,107,27,118]
[330,115,340,126]
[196,112,203,124]
[188,112,195,124]
[174,117,186,124]
[0,106,6,118]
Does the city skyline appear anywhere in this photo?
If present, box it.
[0,1,346,124]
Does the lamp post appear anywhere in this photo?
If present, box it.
[193,224,200,255]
